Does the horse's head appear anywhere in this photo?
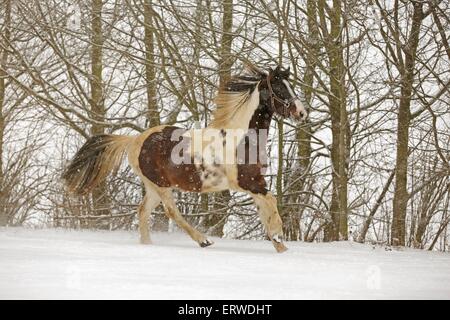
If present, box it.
[258,65,308,121]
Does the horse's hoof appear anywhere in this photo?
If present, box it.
[273,242,288,253]
[140,238,152,245]
[199,238,214,248]
[271,234,288,253]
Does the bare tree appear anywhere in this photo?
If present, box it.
[0,0,448,250]
[0,0,11,226]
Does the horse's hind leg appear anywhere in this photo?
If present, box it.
[158,188,214,248]
[138,187,161,244]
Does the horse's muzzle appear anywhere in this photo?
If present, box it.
[290,99,308,121]
[291,109,307,121]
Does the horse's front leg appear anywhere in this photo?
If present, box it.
[251,192,288,253]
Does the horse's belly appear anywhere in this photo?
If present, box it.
[198,164,229,192]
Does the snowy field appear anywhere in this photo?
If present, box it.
[0,227,449,300]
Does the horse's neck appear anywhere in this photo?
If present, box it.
[243,102,272,164]
[248,102,273,136]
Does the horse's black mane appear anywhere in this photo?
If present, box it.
[223,70,265,93]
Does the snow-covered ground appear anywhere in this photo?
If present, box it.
[0,227,449,299]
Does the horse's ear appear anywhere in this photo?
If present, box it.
[274,65,281,74]
[267,66,278,79]
[282,66,290,78]
[273,65,288,79]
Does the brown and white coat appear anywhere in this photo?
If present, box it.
[63,65,307,253]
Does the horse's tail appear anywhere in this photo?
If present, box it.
[62,134,134,195]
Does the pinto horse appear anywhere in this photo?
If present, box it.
[62,65,307,253]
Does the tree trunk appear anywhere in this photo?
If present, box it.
[276,118,283,217]
[218,0,233,89]
[90,0,105,136]
[90,0,109,221]
[0,0,11,226]
[391,3,423,246]
[299,1,320,241]
[322,0,348,241]
[144,0,160,128]
[142,0,166,231]
[203,0,234,237]
[297,0,317,182]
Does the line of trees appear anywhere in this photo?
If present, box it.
[0,0,448,250]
